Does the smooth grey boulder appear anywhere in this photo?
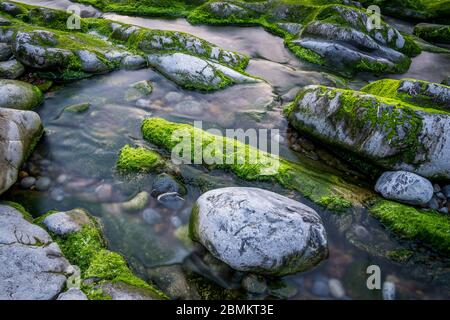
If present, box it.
[97,282,158,300]
[121,54,147,70]
[0,205,71,300]
[0,59,25,79]
[191,187,328,276]
[43,208,93,236]
[208,2,249,18]
[13,30,74,69]
[375,171,434,205]
[0,1,25,17]
[76,50,110,73]
[57,288,88,300]
[287,85,450,179]
[0,42,12,60]
[397,79,450,110]
[277,22,303,35]
[147,53,257,91]
[0,108,42,195]
[0,79,43,110]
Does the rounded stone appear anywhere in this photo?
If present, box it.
[328,278,346,299]
[241,274,267,294]
[375,171,433,206]
[35,177,51,191]
[151,173,186,197]
[57,288,88,300]
[20,176,36,189]
[0,79,43,110]
[190,187,328,276]
[142,208,162,225]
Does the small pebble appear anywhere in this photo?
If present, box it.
[95,183,113,202]
[56,174,69,184]
[312,276,330,297]
[157,192,185,210]
[436,192,446,201]
[439,207,449,214]
[442,185,450,198]
[50,188,65,202]
[426,196,440,210]
[433,184,441,193]
[18,171,29,179]
[170,216,182,228]
[242,274,267,294]
[142,208,162,225]
[382,280,396,300]
[328,278,346,299]
[20,176,36,189]
[35,177,52,191]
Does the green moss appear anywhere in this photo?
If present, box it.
[116,144,165,173]
[386,248,414,263]
[63,102,90,113]
[362,78,450,111]
[141,117,372,211]
[318,196,352,212]
[369,200,450,254]
[414,23,450,44]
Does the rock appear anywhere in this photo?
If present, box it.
[13,30,74,69]
[151,173,186,197]
[96,281,158,300]
[20,176,36,189]
[0,59,25,79]
[157,192,185,210]
[366,79,450,111]
[57,288,88,300]
[269,282,298,299]
[277,22,303,35]
[433,184,441,193]
[414,23,450,44]
[287,85,450,179]
[50,188,66,202]
[170,216,182,228]
[443,185,450,198]
[0,205,70,299]
[328,278,346,299]
[382,280,396,300]
[147,53,257,91]
[120,55,147,70]
[121,191,150,212]
[0,16,11,26]
[0,79,43,110]
[43,208,92,236]
[312,276,330,297]
[375,171,433,206]
[427,196,440,210]
[0,108,42,195]
[35,176,52,191]
[174,100,204,117]
[208,2,250,18]
[439,207,449,214]
[164,91,183,104]
[142,208,162,225]
[63,103,90,113]
[241,274,267,294]
[95,183,113,202]
[0,43,12,61]
[0,2,25,16]
[191,187,328,276]
[76,50,110,73]
[124,80,153,102]
[146,265,200,300]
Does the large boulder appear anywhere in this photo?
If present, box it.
[0,204,71,300]
[0,107,43,195]
[286,85,450,180]
[375,171,434,206]
[0,79,43,110]
[147,53,257,91]
[13,30,74,69]
[190,187,328,276]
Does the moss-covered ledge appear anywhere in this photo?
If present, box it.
[34,208,168,300]
[368,200,450,254]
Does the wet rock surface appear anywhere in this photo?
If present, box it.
[0,204,71,300]
[191,187,328,276]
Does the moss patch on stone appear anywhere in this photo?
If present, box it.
[141,117,371,211]
[116,144,165,173]
[369,200,450,254]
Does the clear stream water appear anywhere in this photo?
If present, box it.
[4,0,450,299]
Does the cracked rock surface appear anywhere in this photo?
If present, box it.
[0,205,71,300]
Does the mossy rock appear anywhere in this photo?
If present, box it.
[116,144,165,173]
[0,79,43,110]
[414,23,450,44]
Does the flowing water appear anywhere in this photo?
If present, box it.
[4,0,450,299]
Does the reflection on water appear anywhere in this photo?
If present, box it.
[4,0,450,300]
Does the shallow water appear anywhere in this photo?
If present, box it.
[5,0,450,299]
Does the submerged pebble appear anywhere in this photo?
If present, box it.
[142,208,162,225]
[35,177,52,191]
[20,176,36,189]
